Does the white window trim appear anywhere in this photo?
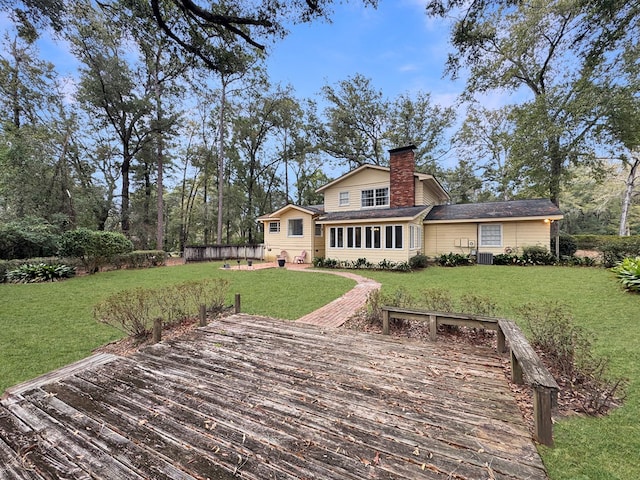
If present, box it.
[361,187,389,208]
[479,223,503,247]
[268,221,280,233]
[339,191,350,206]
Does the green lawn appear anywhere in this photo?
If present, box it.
[0,262,355,393]
[1,263,638,479]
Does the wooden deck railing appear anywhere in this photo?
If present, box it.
[381,306,559,446]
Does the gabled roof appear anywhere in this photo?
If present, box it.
[257,204,324,221]
[317,206,432,224]
[425,199,563,222]
[315,164,389,193]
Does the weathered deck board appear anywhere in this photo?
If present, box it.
[0,314,548,479]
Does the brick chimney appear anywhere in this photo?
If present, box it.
[389,145,416,208]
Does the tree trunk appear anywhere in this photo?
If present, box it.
[619,154,640,236]
[121,152,131,236]
[155,74,164,251]
[217,79,227,244]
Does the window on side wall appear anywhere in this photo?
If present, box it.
[479,224,502,247]
[269,221,280,233]
[339,191,349,206]
[315,224,322,237]
[288,218,303,237]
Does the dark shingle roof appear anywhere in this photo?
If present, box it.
[425,199,562,221]
[318,206,431,222]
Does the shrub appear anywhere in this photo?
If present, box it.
[409,254,429,269]
[419,287,455,312]
[437,252,473,267]
[552,233,578,257]
[58,228,134,273]
[611,257,640,292]
[0,217,60,260]
[493,253,520,265]
[520,245,556,265]
[6,263,76,283]
[516,300,626,415]
[93,278,230,338]
[111,250,167,270]
[459,293,497,316]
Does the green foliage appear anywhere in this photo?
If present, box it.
[516,301,626,415]
[111,250,167,269]
[409,254,429,269]
[600,238,640,268]
[459,293,497,316]
[93,278,230,338]
[611,257,640,292]
[313,257,413,271]
[58,228,134,273]
[6,263,75,283]
[419,287,455,312]
[552,233,578,257]
[0,217,60,260]
[520,245,556,265]
[437,252,473,267]
[494,246,556,266]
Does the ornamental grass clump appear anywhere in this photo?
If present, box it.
[6,263,75,283]
[611,256,640,292]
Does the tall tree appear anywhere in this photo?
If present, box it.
[316,73,388,168]
[386,91,455,173]
[455,105,516,200]
[426,0,638,208]
[70,4,156,236]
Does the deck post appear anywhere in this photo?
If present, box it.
[429,315,437,341]
[152,318,162,344]
[382,309,390,335]
[199,304,207,327]
[510,350,524,384]
[533,386,554,446]
[497,327,506,353]
[235,293,241,314]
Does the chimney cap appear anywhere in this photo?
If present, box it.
[389,145,417,154]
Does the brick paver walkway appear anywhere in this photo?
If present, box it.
[220,261,381,328]
[294,268,381,328]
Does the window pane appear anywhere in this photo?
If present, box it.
[395,225,403,249]
[339,191,349,206]
[373,226,381,248]
[289,219,303,236]
[330,227,336,247]
[361,189,374,207]
[337,227,344,247]
[354,227,362,248]
[365,227,372,248]
[385,226,393,248]
[480,224,501,246]
[347,227,354,248]
[269,222,280,233]
[376,188,389,206]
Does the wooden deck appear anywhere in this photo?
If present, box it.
[0,314,547,479]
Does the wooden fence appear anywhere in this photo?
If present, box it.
[184,245,265,262]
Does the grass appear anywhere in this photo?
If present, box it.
[0,262,355,393]
[357,266,640,480]
[1,262,638,479]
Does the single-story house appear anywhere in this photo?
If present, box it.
[258,145,563,264]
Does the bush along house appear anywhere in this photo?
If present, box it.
[258,145,563,265]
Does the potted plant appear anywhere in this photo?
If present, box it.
[277,257,285,267]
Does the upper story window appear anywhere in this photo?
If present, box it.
[268,221,280,233]
[288,218,303,237]
[361,187,389,208]
[339,191,350,206]
[479,224,502,247]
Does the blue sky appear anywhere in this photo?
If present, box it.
[265,0,464,106]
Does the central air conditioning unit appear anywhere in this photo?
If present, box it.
[477,252,494,265]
